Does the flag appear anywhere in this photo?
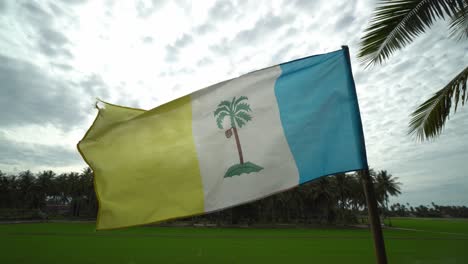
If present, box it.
[78,47,368,230]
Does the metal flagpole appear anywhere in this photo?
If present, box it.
[341,45,388,264]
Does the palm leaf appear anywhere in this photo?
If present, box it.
[358,0,463,67]
[234,96,248,106]
[449,4,468,40]
[230,97,236,110]
[236,111,252,121]
[216,112,229,129]
[217,100,232,111]
[409,66,468,140]
[235,111,252,128]
[235,116,246,128]
[235,102,252,113]
[214,106,230,117]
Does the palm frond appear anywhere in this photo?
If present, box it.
[235,102,252,113]
[449,3,468,40]
[237,111,252,122]
[217,100,232,111]
[230,97,236,110]
[409,66,468,140]
[235,111,252,128]
[214,106,230,117]
[387,182,402,196]
[235,116,246,128]
[216,112,229,129]
[358,0,463,67]
[234,96,248,106]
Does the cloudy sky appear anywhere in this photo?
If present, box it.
[0,0,467,206]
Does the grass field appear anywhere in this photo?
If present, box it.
[1,218,467,263]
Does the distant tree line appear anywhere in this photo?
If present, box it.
[388,202,468,218]
[191,169,403,225]
[1,168,466,223]
[0,168,97,220]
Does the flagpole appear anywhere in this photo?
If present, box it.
[361,169,388,264]
[341,45,388,264]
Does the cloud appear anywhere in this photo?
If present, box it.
[209,13,295,56]
[169,67,195,76]
[50,62,73,71]
[172,84,182,92]
[37,28,72,58]
[142,36,153,43]
[48,2,66,16]
[174,34,193,48]
[78,74,111,99]
[197,57,213,67]
[164,34,193,62]
[271,43,294,64]
[58,0,87,4]
[335,14,356,31]
[174,0,192,12]
[135,0,166,18]
[21,2,51,20]
[283,27,299,39]
[209,38,231,55]
[208,0,235,21]
[290,0,321,10]
[193,23,215,35]
[18,2,74,59]
[38,42,73,59]
[0,132,81,168]
[39,28,68,45]
[165,45,179,62]
[0,55,93,130]
[233,13,295,45]
[0,1,6,12]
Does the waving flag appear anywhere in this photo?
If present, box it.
[78,47,368,230]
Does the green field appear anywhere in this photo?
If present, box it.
[1,218,467,263]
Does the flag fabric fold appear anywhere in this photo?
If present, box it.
[78,48,368,230]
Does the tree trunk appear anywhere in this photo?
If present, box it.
[341,193,345,223]
[232,127,244,164]
[386,198,392,227]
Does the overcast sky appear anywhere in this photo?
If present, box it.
[0,0,467,206]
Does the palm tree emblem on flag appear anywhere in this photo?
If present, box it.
[214,96,264,178]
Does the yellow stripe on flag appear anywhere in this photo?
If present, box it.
[78,96,204,229]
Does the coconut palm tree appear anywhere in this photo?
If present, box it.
[332,173,353,222]
[348,173,367,211]
[375,170,402,225]
[308,178,337,224]
[0,171,15,208]
[214,96,252,164]
[214,96,264,177]
[18,170,37,209]
[80,167,98,215]
[36,170,56,209]
[358,0,468,140]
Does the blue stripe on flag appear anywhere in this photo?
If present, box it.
[274,49,368,184]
